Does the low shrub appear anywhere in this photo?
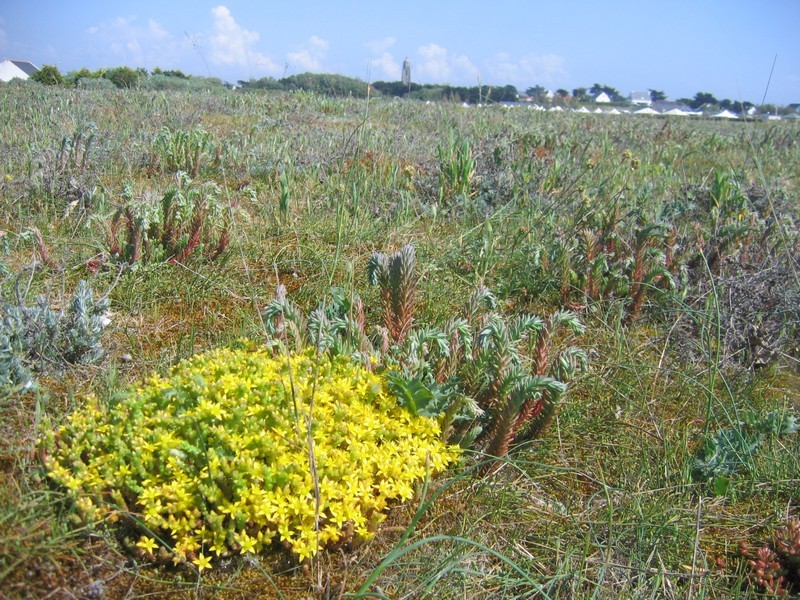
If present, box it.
[0,280,109,396]
[42,345,458,568]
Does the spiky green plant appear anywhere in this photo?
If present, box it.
[150,127,214,177]
[56,122,96,174]
[461,307,587,460]
[263,247,586,461]
[625,222,674,323]
[367,244,418,345]
[437,134,475,201]
[103,176,230,265]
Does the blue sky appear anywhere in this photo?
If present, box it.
[1,1,798,104]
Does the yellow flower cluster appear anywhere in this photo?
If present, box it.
[43,345,459,567]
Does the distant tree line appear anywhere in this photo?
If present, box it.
[238,73,370,97]
[22,64,794,113]
[371,81,519,103]
[524,83,627,104]
[239,74,520,103]
[28,64,226,90]
[675,91,755,113]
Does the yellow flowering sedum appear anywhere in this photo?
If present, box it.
[43,345,459,566]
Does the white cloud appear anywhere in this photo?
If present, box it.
[415,43,480,84]
[83,6,279,78]
[209,5,277,72]
[417,43,449,81]
[370,52,400,80]
[286,35,329,72]
[366,37,400,80]
[85,16,181,67]
[484,52,568,88]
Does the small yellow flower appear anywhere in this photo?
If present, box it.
[209,541,227,557]
[192,553,213,572]
[139,487,159,503]
[114,463,133,479]
[144,501,163,522]
[237,532,257,554]
[136,535,159,554]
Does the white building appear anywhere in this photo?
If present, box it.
[0,59,39,82]
[629,91,651,106]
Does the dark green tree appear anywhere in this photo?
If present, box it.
[690,92,718,109]
[279,72,369,97]
[30,64,63,86]
[372,80,421,97]
[500,84,519,101]
[487,84,518,102]
[104,66,141,88]
[649,89,667,102]
[153,68,190,79]
[65,67,96,86]
[525,85,547,102]
[572,87,588,101]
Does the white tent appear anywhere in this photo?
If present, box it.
[607,108,621,115]
[548,105,564,112]
[712,109,738,119]
[663,108,689,116]
[635,107,660,115]
[576,106,590,113]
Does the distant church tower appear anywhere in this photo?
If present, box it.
[401,57,411,91]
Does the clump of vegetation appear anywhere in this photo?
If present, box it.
[0,280,109,396]
[239,72,370,97]
[149,127,217,177]
[42,345,458,568]
[103,175,230,265]
[29,65,63,86]
[692,409,798,494]
[740,516,800,595]
[264,244,587,463]
[437,134,475,202]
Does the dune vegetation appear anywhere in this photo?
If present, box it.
[0,82,798,598]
